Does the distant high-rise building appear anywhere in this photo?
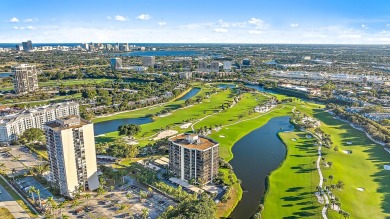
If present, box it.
[198,61,207,70]
[143,56,155,67]
[223,61,232,71]
[120,43,129,52]
[168,134,219,184]
[44,116,99,197]
[110,58,123,70]
[22,40,33,51]
[210,61,220,72]
[81,43,89,51]
[16,44,23,51]
[12,64,39,94]
[242,58,251,66]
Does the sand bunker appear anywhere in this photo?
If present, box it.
[128,141,139,145]
[180,123,192,129]
[153,130,178,140]
[219,135,226,138]
[346,142,353,145]
[342,150,352,154]
[384,165,390,170]
[292,138,297,141]
[357,187,365,192]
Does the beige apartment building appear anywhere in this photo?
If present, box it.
[168,134,219,184]
[12,64,39,94]
[44,116,99,197]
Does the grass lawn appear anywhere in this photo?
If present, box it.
[0,177,38,218]
[262,131,322,218]
[95,86,232,143]
[39,78,113,87]
[263,101,390,218]
[0,207,14,219]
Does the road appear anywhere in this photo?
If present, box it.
[0,184,30,218]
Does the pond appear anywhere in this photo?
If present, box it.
[218,84,236,89]
[93,117,153,136]
[229,116,293,218]
[177,87,201,101]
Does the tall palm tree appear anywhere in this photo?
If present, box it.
[28,186,36,204]
[36,189,42,207]
[57,201,66,216]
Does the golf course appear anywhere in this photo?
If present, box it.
[93,83,390,218]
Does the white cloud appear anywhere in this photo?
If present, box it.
[386,24,390,27]
[24,18,38,23]
[137,14,151,20]
[247,18,269,29]
[114,15,128,22]
[106,16,112,20]
[361,24,368,29]
[249,30,262,34]
[158,21,167,26]
[13,25,36,30]
[290,23,299,28]
[248,18,261,25]
[213,28,228,33]
[9,17,19,23]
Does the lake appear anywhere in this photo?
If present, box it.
[177,87,201,101]
[0,72,13,78]
[93,117,153,136]
[218,84,236,89]
[229,116,293,218]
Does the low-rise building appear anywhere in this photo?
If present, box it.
[0,102,79,143]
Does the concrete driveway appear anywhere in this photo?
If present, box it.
[0,184,30,219]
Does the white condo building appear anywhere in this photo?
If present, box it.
[0,102,79,143]
[44,116,99,197]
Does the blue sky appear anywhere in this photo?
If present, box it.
[2,0,390,43]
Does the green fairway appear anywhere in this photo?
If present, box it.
[262,131,322,218]
[95,87,234,143]
[268,100,390,219]
[92,84,390,218]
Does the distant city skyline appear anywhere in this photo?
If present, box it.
[2,0,390,44]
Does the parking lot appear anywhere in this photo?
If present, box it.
[0,146,46,176]
[64,183,176,219]
[16,176,54,201]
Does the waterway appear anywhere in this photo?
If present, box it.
[177,87,201,101]
[93,117,152,136]
[0,72,13,78]
[218,84,236,89]
[229,116,294,219]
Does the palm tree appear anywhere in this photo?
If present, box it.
[84,193,92,200]
[36,189,42,207]
[141,208,149,219]
[28,186,36,204]
[46,196,57,216]
[57,201,66,216]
